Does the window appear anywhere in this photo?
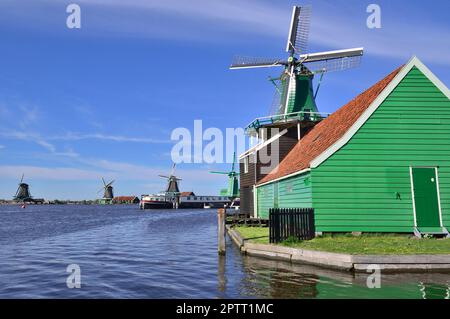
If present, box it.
[244,156,249,174]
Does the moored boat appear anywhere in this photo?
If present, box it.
[140,192,230,210]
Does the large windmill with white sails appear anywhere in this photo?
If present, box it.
[231,5,363,135]
[233,5,364,216]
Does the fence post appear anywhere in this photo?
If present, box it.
[218,208,226,255]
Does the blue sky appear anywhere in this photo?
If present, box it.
[0,0,449,200]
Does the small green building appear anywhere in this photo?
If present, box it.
[255,57,450,236]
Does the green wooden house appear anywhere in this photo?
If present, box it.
[255,57,450,236]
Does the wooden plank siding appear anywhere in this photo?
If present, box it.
[311,67,450,232]
[239,153,256,216]
[257,172,312,219]
[256,183,274,219]
[239,128,299,216]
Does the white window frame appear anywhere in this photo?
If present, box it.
[244,156,249,174]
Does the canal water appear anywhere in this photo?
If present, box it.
[0,205,448,298]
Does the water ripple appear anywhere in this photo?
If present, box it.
[0,205,448,298]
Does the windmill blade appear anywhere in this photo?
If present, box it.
[230,56,287,70]
[106,180,115,187]
[170,163,176,176]
[301,48,364,74]
[231,151,236,172]
[305,55,363,74]
[14,185,20,198]
[268,83,284,115]
[210,171,229,175]
[101,177,106,186]
[20,173,24,184]
[286,5,311,54]
[300,47,364,64]
[159,175,170,179]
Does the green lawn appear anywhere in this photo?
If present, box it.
[234,226,450,255]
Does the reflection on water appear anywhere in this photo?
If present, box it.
[0,205,448,298]
[237,255,449,299]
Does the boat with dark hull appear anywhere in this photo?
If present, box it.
[140,192,230,210]
[140,165,231,210]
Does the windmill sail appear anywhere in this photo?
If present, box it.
[13,174,32,200]
[301,48,364,74]
[286,5,311,54]
[305,55,362,74]
[300,47,364,63]
[99,178,115,199]
[159,164,181,194]
[230,5,364,134]
[230,56,286,70]
[209,152,239,198]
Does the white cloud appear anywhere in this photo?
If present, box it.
[78,157,219,183]
[0,130,62,156]
[49,132,170,144]
[0,129,170,159]
[1,0,448,65]
[0,165,108,181]
[18,104,40,129]
[55,1,449,65]
[0,161,219,186]
[0,161,226,199]
[309,10,450,66]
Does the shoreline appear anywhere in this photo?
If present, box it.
[226,225,450,273]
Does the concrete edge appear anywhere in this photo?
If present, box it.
[226,226,450,273]
[353,264,450,272]
[226,225,244,249]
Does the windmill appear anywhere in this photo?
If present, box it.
[98,177,115,204]
[159,164,182,195]
[13,173,32,201]
[230,5,364,134]
[210,152,240,199]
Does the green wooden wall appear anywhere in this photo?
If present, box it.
[257,184,274,219]
[312,67,450,232]
[257,172,312,219]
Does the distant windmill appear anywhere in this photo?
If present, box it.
[98,177,115,203]
[13,173,32,201]
[159,164,182,194]
[210,152,240,199]
[230,5,364,133]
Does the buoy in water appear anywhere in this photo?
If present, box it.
[21,204,26,209]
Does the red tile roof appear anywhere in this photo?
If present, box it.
[180,191,195,196]
[258,66,403,185]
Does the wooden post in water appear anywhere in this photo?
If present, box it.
[217,208,226,255]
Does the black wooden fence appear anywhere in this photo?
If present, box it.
[269,208,315,243]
